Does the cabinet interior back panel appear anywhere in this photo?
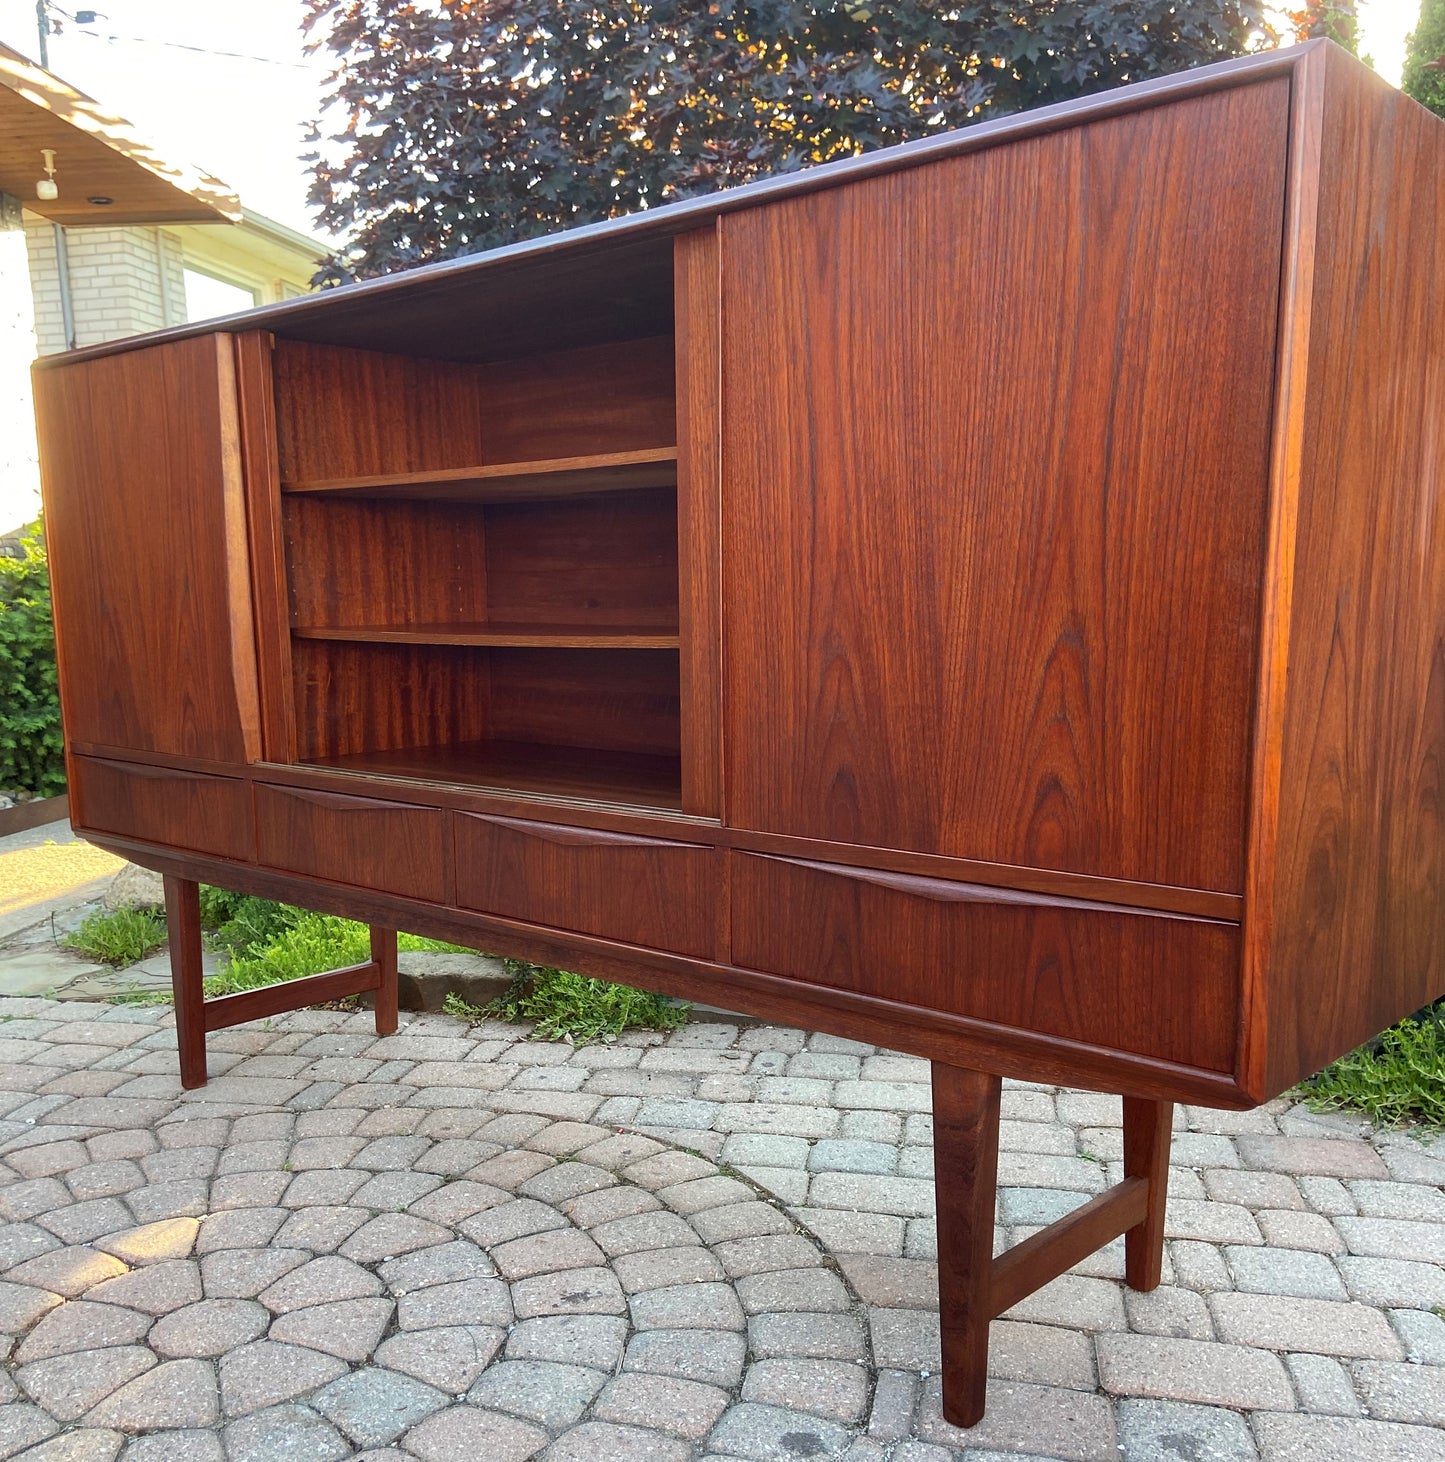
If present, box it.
[721,78,1290,893]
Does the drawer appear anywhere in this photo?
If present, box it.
[454,812,717,958]
[254,783,445,902]
[73,755,254,861]
[731,853,1239,1072]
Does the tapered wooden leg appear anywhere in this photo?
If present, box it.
[932,1063,1003,1429]
[1122,1095,1173,1290]
[371,926,398,1035]
[162,875,207,1090]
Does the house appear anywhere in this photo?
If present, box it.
[1,40,324,533]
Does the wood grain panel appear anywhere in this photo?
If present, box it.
[478,336,676,463]
[675,227,724,818]
[721,80,1289,892]
[73,755,254,862]
[273,340,486,483]
[34,335,261,764]
[291,640,489,761]
[254,783,445,901]
[454,812,717,957]
[303,742,682,810]
[284,498,491,630]
[234,331,297,763]
[731,853,1239,1071]
[1250,52,1445,1098]
[484,488,678,628]
[487,648,681,759]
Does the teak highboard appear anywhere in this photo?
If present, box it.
[35,41,1445,1426]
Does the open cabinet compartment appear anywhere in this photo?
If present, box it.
[271,277,692,810]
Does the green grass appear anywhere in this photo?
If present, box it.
[62,907,167,967]
[78,883,689,1041]
[202,907,468,999]
[1300,1005,1445,1130]
[477,958,689,1045]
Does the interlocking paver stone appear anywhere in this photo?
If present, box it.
[217,1341,349,1417]
[26,1429,128,1461]
[1285,1352,1362,1416]
[17,1346,157,1422]
[1116,1399,1259,1461]
[310,1366,447,1447]
[86,1261,202,1316]
[400,1404,548,1462]
[490,1226,605,1279]
[374,1324,505,1392]
[467,1359,607,1427]
[1224,1244,1348,1300]
[510,1265,625,1318]
[221,1404,350,1462]
[741,1358,870,1424]
[1251,1411,1445,1461]
[1351,1359,1445,1425]
[15,1299,152,1364]
[3,994,1443,1458]
[623,1327,748,1389]
[268,1296,395,1361]
[630,1280,745,1331]
[5,1246,128,1297]
[709,1401,856,1461]
[85,1358,219,1431]
[1211,1293,1405,1359]
[395,1275,513,1330]
[1095,1334,1294,1409]
[258,1255,381,1313]
[148,1298,268,1358]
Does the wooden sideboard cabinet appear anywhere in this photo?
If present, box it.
[34,41,1445,1425]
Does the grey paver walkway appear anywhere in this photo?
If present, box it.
[0,997,1441,1461]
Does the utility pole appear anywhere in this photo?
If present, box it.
[35,1,50,68]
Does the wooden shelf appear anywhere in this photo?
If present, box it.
[282,446,678,502]
[293,623,681,650]
[300,739,683,810]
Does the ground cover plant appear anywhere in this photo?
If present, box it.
[1301,1002,1445,1129]
[72,884,688,1039]
[62,907,167,966]
[459,959,689,1045]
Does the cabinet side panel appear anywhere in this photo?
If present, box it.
[721,81,1288,892]
[1261,55,1445,1097]
[35,335,260,764]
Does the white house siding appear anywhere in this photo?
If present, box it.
[1,195,41,532]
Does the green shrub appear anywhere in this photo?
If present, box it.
[201,901,469,999]
[1301,1004,1445,1130]
[198,887,301,957]
[63,907,167,967]
[0,521,64,798]
[485,959,689,1045]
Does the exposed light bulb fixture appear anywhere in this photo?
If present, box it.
[36,149,58,202]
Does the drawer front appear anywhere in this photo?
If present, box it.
[255,783,445,902]
[73,755,254,861]
[454,812,717,958]
[732,853,1239,1072]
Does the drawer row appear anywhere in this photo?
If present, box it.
[70,754,1241,1074]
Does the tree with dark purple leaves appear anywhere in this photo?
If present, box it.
[303,1,1279,278]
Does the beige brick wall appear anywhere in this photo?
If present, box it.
[25,218,187,356]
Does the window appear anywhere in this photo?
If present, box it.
[183,268,258,322]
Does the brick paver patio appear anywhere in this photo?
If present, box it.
[0,998,1441,1460]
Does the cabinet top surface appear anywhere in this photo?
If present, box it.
[36,41,1331,369]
